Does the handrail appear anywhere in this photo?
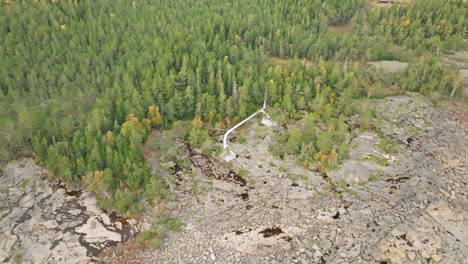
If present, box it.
[223,97,268,149]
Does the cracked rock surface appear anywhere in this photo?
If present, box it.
[0,159,140,264]
[3,93,466,264]
[110,94,467,264]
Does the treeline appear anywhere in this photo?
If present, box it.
[0,0,366,162]
[357,0,466,52]
[0,0,465,214]
[317,0,466,61]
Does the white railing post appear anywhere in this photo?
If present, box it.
[221,88,275,161]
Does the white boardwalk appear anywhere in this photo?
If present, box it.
[222,97,276,161]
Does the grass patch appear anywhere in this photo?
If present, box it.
[237,168,249,177]
[12,246,23,264]
[137,215,182,249]
[346,188,357,195]
[406,126,419,136]
[336,178,348,189]
[288,174,308,184]
[288,174,299,183]
[315,190,327,199]
[237,132,247,144]
[192,181,206,201]
[137,228,165,248]
[20,178,31,189]
[377,138,399,155]
[368,173,378,182]
[361,154,389,166]
[157,216,182,232]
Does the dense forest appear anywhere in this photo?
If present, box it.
[0,0,466,214]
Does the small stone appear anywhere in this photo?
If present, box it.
[313,250,322,258]
[43,220,58,229]
[68,209,82,215]
[439,188,450,197]
[431,254,442,262]
[210,253,216,261]
[20,194,35,208]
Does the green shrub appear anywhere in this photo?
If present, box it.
[158,216,182,232]
[189,128,211,148]
[377,138,399,154]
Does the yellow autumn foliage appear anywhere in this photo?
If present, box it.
[121,113,149,136]
[106,131,115,147]
[191,117,203,128]
[141,118,151,132]
[316,149,337,173]
[234,34,243,46]
[148,105,162,127]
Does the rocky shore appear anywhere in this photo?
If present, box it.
[0,159,143,264]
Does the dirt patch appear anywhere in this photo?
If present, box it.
[237,192,249,201]
[185,144,246,186]
[451,101,468,129]
[259,227,283,237]
[327,23,353,34]
[269,57,314,68]
[386,176,409,184]
[99,239,147,264]
[221,225,304,255]
[368,61,408,73]
[366,0,411,10]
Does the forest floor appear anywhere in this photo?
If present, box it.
[105,93,467,264]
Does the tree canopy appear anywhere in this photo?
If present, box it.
[0,0,465,213]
